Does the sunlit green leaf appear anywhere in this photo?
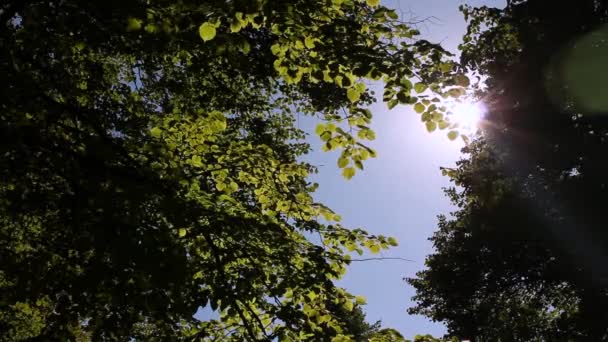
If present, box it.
[344,300,354,312]
[347,88,361,103]
[199,22,217,41]
[369,244,381,254]
[304,36,315,49]
[414,82,428,94]
[343,167,356,180]
[150,127,162,138]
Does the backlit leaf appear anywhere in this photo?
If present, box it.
[199,22,217,41]
[150,127,162,138]
[414,82,428,93]
[448,130,459,140]
[347,88,361,103]
[343,167,356,180]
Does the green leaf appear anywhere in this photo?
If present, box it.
[304,36,315,49]
[358,128,376,140]
[270,44,282,55]
[432,112,443,121]
[199,22,217,41]
[337,157,349,168]
[414,103,425,113]
[343,300,354,312]
[320,131,332,141]
[426,121,437,132]
[414,82,428,94]
[230,20,242,33]
[126,18,143,31]
[178,228,187,238]
[347,88,361,103]
[355,295,367,305]
[397,91,409,104]
[388,237,398,246]
[144,24,158,33]
[342,167,356,180]
[438,120,449,130]
[387,99,398,110]
[440,62,453,73]
[191,155,203,167]
[366,0,380,6]
[386,10,399,20]
[150,127,162,138]
[315,123,325,135]
[355,82,367,93]
[455,74,470,87]
[448,130,459,141]
[369,244,381,254]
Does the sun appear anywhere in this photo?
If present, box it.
[449,100,487,131]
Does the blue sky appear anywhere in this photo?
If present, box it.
[304,0,503,338]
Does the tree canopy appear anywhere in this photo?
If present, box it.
[409,0,608,340]
[0,0,469,340]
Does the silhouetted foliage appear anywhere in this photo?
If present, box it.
[409,0,608,340]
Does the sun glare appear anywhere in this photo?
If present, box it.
[450,100,486,130]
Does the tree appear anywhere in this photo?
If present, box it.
[409,0,608,340]
[0,0,462,340]
[331,305,381,342]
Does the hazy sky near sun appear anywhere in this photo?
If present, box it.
[303,0,504,338]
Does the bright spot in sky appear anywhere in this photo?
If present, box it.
[450,100,486,130]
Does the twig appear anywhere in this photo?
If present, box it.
[349,257,415,262]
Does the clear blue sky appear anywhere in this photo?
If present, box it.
[304,0,503,338]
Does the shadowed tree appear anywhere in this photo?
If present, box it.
[409,0,608,340]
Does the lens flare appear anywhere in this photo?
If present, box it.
[450,101,486,130]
